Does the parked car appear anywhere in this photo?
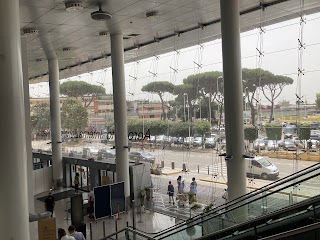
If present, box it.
[129,151,155,164]
[277,140,285,148]
[267,140,279,151]
[98,148,116,158]
[246,156,279,180]
[193,137,204,147]
[254,139,266,150]
[204,137,216,149]
[173,137,184,145]
[283,139,296,151]
[310,122,320,130]
[147,135,156,143]
[283,126,296,139]
[184,137,194,146]
[83,146,99,155]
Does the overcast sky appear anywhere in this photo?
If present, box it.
[30,12,320,106]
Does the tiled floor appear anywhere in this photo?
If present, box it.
[33,188,182,240]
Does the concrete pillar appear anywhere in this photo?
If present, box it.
[0,0,30,239]
[21,36,36,239]
[220,0,248,221]
[110,34,130,198]
[48,59,63,189]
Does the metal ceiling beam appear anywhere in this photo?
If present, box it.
[29,0,292,80]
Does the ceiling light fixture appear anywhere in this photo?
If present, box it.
[91,5,112,21]
[23,29,38,36]
[99,31,108,36]
[62,47,72,52]
[146,10,159,19]
[65,2,83,12]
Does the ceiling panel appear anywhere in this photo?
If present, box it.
[22,0,320,83]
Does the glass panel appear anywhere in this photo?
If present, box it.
[157,168,320,239]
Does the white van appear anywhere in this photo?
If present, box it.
[245,156,279,180]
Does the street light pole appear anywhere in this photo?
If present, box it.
[183,94,186,122]
[184,93,191,148]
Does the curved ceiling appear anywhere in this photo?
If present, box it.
[21,0,320,83]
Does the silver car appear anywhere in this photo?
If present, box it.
[129,151,155,164]
[267,140,279,151]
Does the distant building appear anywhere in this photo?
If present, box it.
[30,96,165,130]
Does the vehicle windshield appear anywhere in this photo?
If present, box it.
[195,137,202,141]
[206,138,214,142]
[285,140,294,144]
[257,157,272,167]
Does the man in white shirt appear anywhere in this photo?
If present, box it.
[68,225,86,240]
[58,228,76,240]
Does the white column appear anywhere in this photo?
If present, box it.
[48,59,63,188]
[21,36,36,239]
[220,0,248,221]
[110,34,130,197]
[0,0,30,239]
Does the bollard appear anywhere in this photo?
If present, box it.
[182,163,186,171]
[198,165,200,173]
[161,160,164,168]
[171,161,175,169]
[103,221,106,237]
[207,166,210,175]
[90,222,93,240]
[115,218,118,239]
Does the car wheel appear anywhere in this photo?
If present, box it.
[261,173,269,180]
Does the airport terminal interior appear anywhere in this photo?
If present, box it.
[2,0,320,239]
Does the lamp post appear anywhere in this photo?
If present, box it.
[184,93,191,148]
[183,94,186,122]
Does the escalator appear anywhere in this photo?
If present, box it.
[123,162,320,240]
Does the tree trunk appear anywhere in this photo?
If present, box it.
[159,94,166,120]
[250,103,255,126]
[269,101,274,123]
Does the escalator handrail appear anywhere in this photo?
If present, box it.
[155,169,320,239]
[260,221,320,240]
[196,195,320,240]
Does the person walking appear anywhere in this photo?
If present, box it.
[177,176,182,193]
[167,181,175,205]
[45,191,55,217]
[58,228,76,240]
[189,177,197,203]
[68,225,86,240]
[74,173,80,193]
[179,180,185,193]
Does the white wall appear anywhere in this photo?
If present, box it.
[33,167,52,195]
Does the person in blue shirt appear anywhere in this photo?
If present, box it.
[189,177,197,203]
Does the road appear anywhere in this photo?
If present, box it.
[33,139,320,205]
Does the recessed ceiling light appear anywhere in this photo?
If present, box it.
[65,2,83,12]
[23,29,38,36]
[99,31,108,36]
[91,5,112,21]
[62,47,72,52]
[146,10,159,19]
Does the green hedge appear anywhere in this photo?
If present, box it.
[265,123,282,140]
[298,123,311,140]
[244,125,258,141]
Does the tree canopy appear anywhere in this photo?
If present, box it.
[61,98,88,130]
[60,81,106,107]
[30,103,51,133]
[141,81,175,120]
